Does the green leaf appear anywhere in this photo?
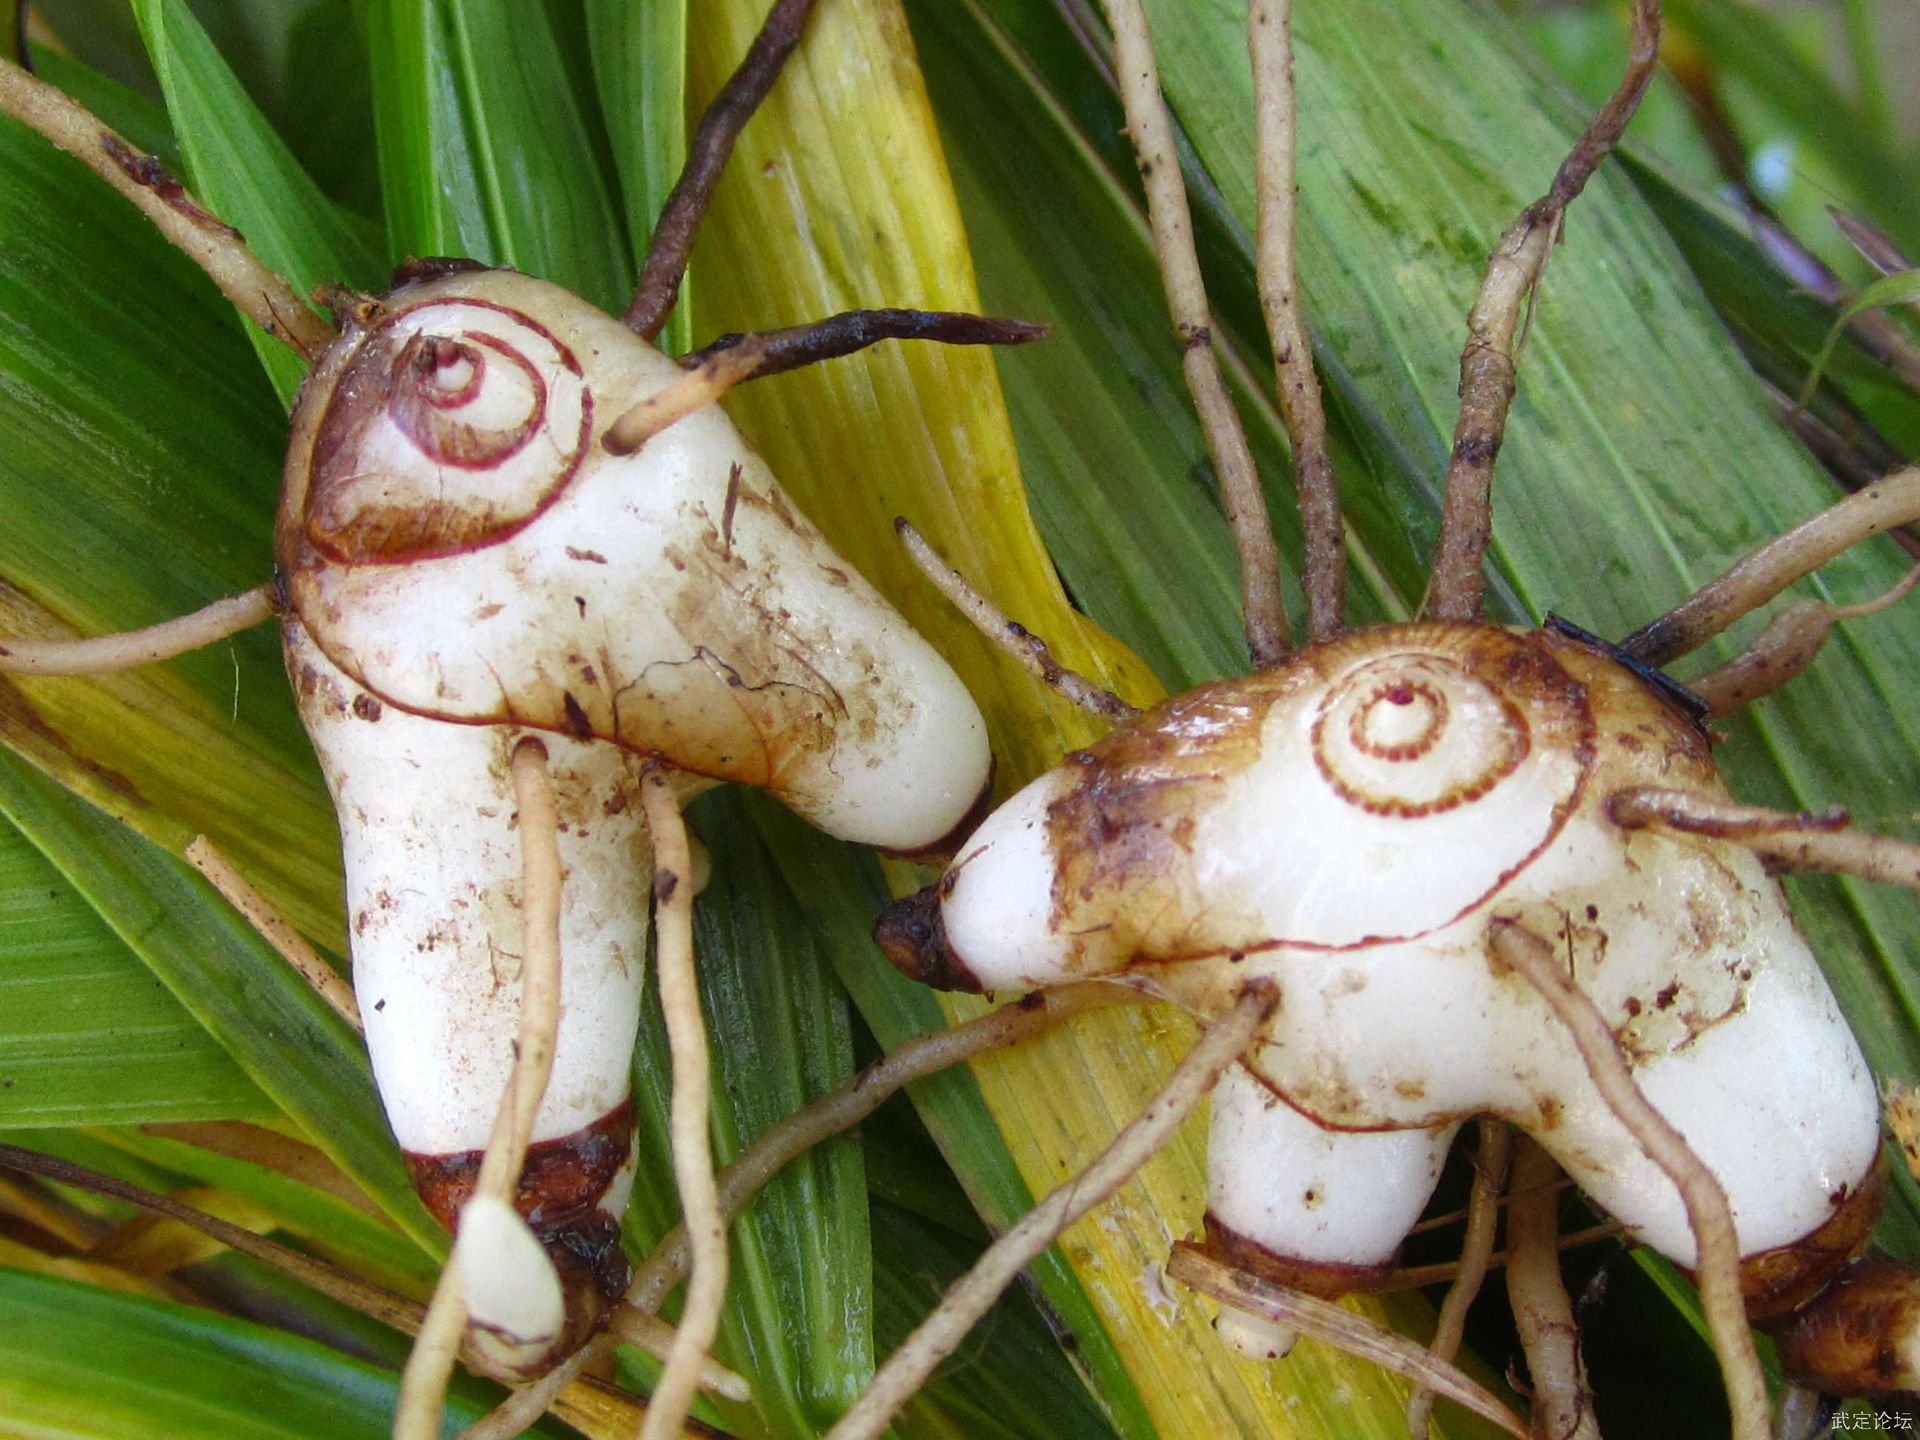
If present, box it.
[1797,267,1920,407]
[0,1266,522,1439]
[94,1126,436,1293]
[359,0,632,313]
[133,0,383,403]
[0,752,440,1255]
[1665,0,1920,262]
[0,812,267,1126]
[870,1198,1118,1440]
[585,0,692,355]
[0,83,340,946]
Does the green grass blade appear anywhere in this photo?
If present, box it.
[1665,0,1920,260]
[0,813,268,1126]
[360,0,632,312]
[1797,268,1920,407]
[870,1198,1118,1440]
[0,80,339,945]
[94,1126,436,1292]
[133,0,383,404]
[585,0,691,355]
[0,751,440,1253]
[0,1266,538,1438]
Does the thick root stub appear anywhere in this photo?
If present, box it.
[1769,1255,1920,1397]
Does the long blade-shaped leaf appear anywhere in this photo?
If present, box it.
[0,750,439,1252]
[360,0,631,311]
[0,811,267,1126]
[584,0,692,356]
[0,1267,545,1438]
[134,0,383,403]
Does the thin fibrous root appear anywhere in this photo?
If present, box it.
[1489,920,1771,1440]
[0,1142,661,1434]
[1423,0,1662,622]
[825,981,1278,1440]
[1248,0,1342,643]
[1610,786,1920,894]
[637,763,729,1440]
[1100,0,1291,667]
[0,585,275,675]
[1504,1137,1600,1440]
[1619,462,1920,667]
[185,837,361,1032]
[1406,1169,1572,1236]
[0,63,332,359]
[625,0,816,339]
[602,309,1046,455]
[620,981,1135,1319]
[895,518,1136,723]
[1163,1245,1526,1440]
[1407,1118,1513,1439]
[1385,1219,1623,1291]
[396,738,568,1440]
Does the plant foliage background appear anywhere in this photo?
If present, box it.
[0,0,1917,1436]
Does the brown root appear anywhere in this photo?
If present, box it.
[185,837,361,1032]
[1423,0,1662,622]
[0,585,275,675]
[1489,920,1771,1440]
[1385,1219,1622,1292]
[1408,1118,1514,1438]
[895,518,1136,723]
[1100,0,1291,667]
[0,63,332,358]
[1164,1244,1526,1439]
[824,981,1278,1440]
[1620,463,1920,667]
[1504,1138,1601,1440]
[1685,561,1920,715]
[602,309,1045,455]
[1609,787,1920,895]
[625,0,817,340]
[637,763,730,1440]
[1248,0,1343,643]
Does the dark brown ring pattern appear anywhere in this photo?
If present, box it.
[1346,677,1447,762]
[1312,658,1530,819]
